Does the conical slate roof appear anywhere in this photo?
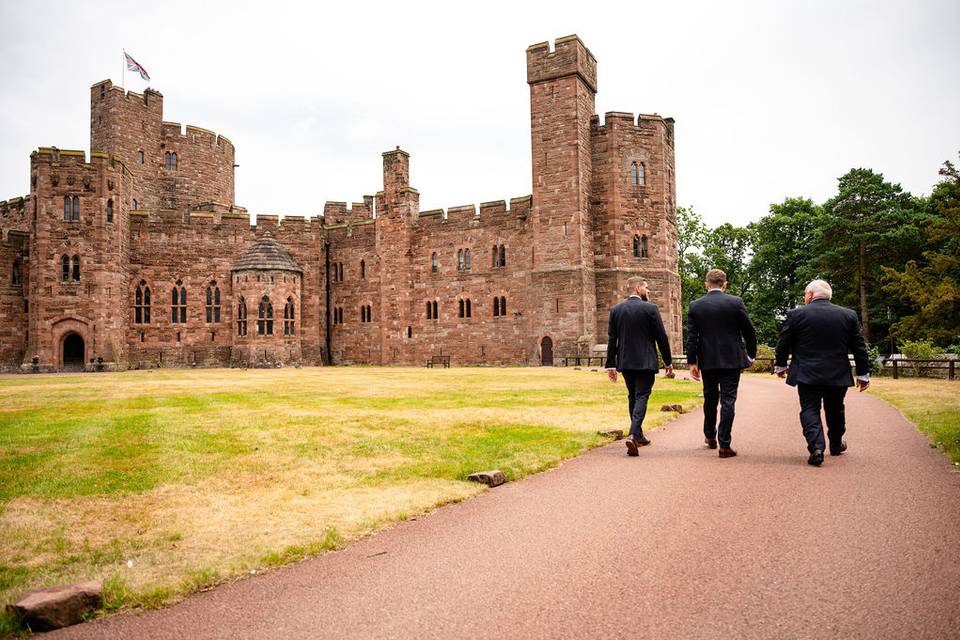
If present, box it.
[230,233,302,273]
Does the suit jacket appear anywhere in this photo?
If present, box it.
[686,290,757,370]
[774,298,870,387]
[605,296,672,372]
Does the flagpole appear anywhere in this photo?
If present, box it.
[122,49,126,92]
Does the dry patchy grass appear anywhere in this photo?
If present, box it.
[867,377,960,464]
[0,366,700,631]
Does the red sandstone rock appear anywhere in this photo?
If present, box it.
[8,580,102,631]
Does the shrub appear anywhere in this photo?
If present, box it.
[947,344,960,358]
[749,344,776,373]
[866,345,883,376]
[899,339,943,360]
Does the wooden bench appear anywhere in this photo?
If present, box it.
[426,355,450,368]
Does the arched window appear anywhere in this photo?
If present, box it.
[171,152,177,172]
[132,198,138,210]
[72,196,80,222]
[135,280,151,324]
[205,281,221,323]
[458,299,465,318]
[237,297,248,336]
[258,295,273,335]
[171,280,187,323]
[138,150,144,164]
[500,245,506,268]
[11,259,20,285]
[493,296,500,317]
[500,296,507,316]
[431,252,438,273]
[71,255,80,281]
[466,298,471,318]
[464,249,471,271]
[360,259,366,280]
[457,249,464,271]
[630,161,639,185]
[492,245,499,268]
[165,152,178,172]
[61,255,70,281]
[284,297,295,335]
[641,235,649,258]
[106,199,114,223]
[63,196,71,221]
[426,301,432,320]
[638,162,646,186]
[633,235,640,258]
[432,300,438,320]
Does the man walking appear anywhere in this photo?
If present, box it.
[775,279,871,466]
[686,269,757,458]
[605,277,674,456]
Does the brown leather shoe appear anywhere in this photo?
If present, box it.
[625,439,639,456]
[636,436,651,447]
[718,447,737,458]
[705,438,718,449]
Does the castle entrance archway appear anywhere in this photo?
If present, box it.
[540,336,553,366]
[62,333,85,371]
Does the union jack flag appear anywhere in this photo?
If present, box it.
[124,51,150,82]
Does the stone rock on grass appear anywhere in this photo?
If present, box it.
[660,404,685,413]
[468,470,507,487]
[8,580,102,631]
[597,429,624,440]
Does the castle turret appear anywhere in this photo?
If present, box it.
[526,35,599,360]
[375,147,419,363]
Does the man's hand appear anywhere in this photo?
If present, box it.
[607,369,618,383]
[857,378,870,392]
[777,367,788,379]
[690,364,700,382]
[664,364,675,379]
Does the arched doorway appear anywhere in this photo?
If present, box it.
[62,333,85,371]
[540,336,553,366]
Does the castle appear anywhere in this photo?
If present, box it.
[0,35,681,371]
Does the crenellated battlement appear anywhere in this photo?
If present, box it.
[526,34,597,93]
[410,195,531,228]
[161,122,234,151]
[590,111,675,136]
[322,199,374,224]
[91,79,163,108]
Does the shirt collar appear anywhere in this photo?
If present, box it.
[707,288,724,293]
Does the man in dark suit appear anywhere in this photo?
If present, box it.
[605,276,674,456]
[775,279,871,466]
[686,269,757,458]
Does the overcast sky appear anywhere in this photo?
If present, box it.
[1,0,957,227]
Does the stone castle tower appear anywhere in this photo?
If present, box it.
[0,35,680,371]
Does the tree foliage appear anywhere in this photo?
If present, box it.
[675,154,956,351]
[881,153,960,345]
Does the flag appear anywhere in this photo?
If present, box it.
[124,51,150,82]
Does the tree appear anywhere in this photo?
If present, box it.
[818,169,926,345]
[675,205,709,321]
[702,223,754,301]
[746,198,822,345]
[882,153,960,346]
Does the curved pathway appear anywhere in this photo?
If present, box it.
[51,376,960,639]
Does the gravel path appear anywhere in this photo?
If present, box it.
[50,376,960,639]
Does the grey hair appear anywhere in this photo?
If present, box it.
[805,279,832,300]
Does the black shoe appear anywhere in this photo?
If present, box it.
[808,449,824,466]
[625,439,639,457]
[719,447,737,459]
[830,440,848,456]
[705,438,718,449]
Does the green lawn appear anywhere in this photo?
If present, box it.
[0,366,700,635]
[868,377,960,464]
